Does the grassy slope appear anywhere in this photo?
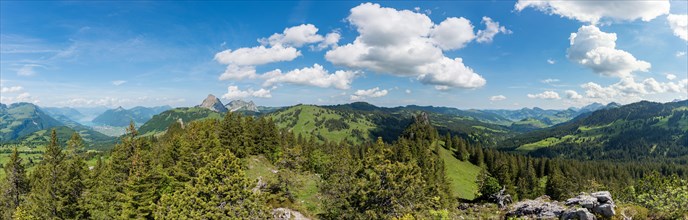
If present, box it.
[244,155,322,217]
[268,105,376,143]
[138,107,222,136]
[507,101,688,155]
[438,142,482,200]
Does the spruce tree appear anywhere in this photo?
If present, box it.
[22,129,66,218]
[156,150,269,219]
[1,147,29,219]
[62,132,87,218]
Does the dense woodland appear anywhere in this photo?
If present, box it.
[1,111,687,219]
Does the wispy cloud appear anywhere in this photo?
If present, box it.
[112,80,127,86]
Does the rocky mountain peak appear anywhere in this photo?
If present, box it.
[197,94,227,112]
[226,99,258,112]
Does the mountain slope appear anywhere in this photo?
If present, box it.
[0,102,63,142]
[197,94,227,112]
[92,106,170,127]
[138,107,223,136]
[267,102,513,145]
[19,126,115,150]
[499,100,688,161]
[42,107,85,122]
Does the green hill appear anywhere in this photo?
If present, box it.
[18,126,115,150]
[0,102,63,142]
[268,105,377,143]
[267,102,514,145]
[138,107,223,136]
[499,100,688,161]
[92,106,171,127]
[438,143,481,199]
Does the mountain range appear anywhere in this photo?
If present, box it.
[91,105,171,127]
[2,96,686,160]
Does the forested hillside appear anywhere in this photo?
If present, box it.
[499,100,688,162]
[1,109,686,219]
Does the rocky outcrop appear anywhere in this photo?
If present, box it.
[507,191,616,219]
[197,94,227,113]
[506,196,564,219]
[561,208,596,220]
[226,100,259,112]
[272,208,309,220]
[566,191,616,218]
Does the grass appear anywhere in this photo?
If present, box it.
[269,105,377,144]
[438,142,482,200]
[243,155,323,217]
[517,137,562,151]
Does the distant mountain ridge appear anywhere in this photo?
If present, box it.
[0,102,114,148]
[0,102,63,142]
[91,105,171,127]
[498,100,688,161]
[226,100,258,112]
[197,94,228,112]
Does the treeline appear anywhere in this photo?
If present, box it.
[0,112,455,219]
[1,111,686,219]
[445,133,688,218]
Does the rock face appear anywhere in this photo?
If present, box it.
[197,94,227,113]
[561,208,596,220]
[506,196,564,219]
[507,191,616,219]
[272,208,309,220]
[225,100,258,112]
[566,191,616,218]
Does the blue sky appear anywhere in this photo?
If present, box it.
[1,1,686,109]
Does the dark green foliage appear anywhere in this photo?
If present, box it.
[0,147,29,219]
[156,151,269,219]
[626,172,688,219]
[475,170,501,199]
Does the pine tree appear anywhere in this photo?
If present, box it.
[156,151,269,219]
[1,147,29,219]
[22,129,66,218]
[62,132,88,218]
[546,168,568,201]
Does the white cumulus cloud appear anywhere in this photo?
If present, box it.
[325,3,494,89]
[527,91,561,99]
[261,24,325,47]
[490,95,506,101]
[262,64,358,90]
[666,73,677,81]
[547,59,555,64]
[215,45,300,66]
[567,25,650,78]
[476,17,511,43]
[218,64,258,80]
[667,14,688,41]
[564,90,583,100]
[222,86,271,100]
[350,87,388,101]
[515,0,669,24]
[430,17,476,50]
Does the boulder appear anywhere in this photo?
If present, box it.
[565,194,599,209]
[272,208,309,220]
[592,203,615,218]
[507,196,564,219]
[561,208,596,220]
[591,191,613,204]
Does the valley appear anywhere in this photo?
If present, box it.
[1,95,687,219]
